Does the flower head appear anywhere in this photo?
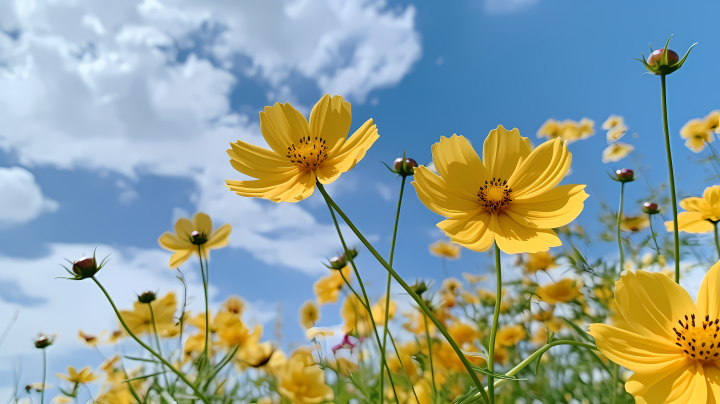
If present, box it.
[637,36,696,76]
[157,212,232,269]
[680,116,716,153]
[299,300,320,329]
[391,156,418,177]
[226,94,379,203]
[607,124,629,142]
[537,119,594,143]
[277,348,334,404]
[495,324,526,347]
[119,292,179,337]
[665,185,720,234]
[60,249,110,281]
[313,265,352,305]
[331,333,358,355]
[620,215,650,232]
[535,278,582,304]
[34,333,57,349]
[78,330,99,347]
[642,202,660,215]
[602,143,634,163]
[137,290,157,304]
[55,366,100,384]
[429,240,461,259]
[413,126,588,254]
[523,251,557,274]
[589,264,720,402]
[602,115,624,130]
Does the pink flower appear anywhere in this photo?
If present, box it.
[331,334,357,355]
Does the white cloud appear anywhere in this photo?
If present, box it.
[0,167,58,225]
[484,0,539,14]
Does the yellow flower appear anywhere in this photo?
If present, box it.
[495,324,526,347]
[329,356,359,377]
[607,124,628,142]
[157,212,232,268]
[119,292,179,338]
[535,278,582,304]
[442,277,462,294]
[620,215,650,232]
[236,341,277,370]
[706,110,720,133]
[588,265,720,402]
[371,295,397,324]
[277,348,334,404]
[341,294,372,335]
[523,251,556,274]
[51,396,72,404]
[493,345,509,365]
[78,330,99,347]
[462,272,486,283]
[387,342,419,378]
[537,119,594,143]
[217,317,262,347]
[460,290,480,305]
[225,94,379,203]
[188,310,237,335]
[55,366,100,384]
[299,300,320,329]
[537,119,562,139]
[666,185,720,234]
[447,322,480,346]
[680,118,714,153]
[602,142,633,163]
[223,295,245,314]
[413,126,588,254]
[313,266,352,305]
[428,240,460,259]
[602,115,624,130]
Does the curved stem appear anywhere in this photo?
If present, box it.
[660,74,681,284]
[316,182,489,404]
[148,304,171,389]
[198,246,211,372]
[487,244,502,403]
[617,182,625,273]
[91,276,210,404]
[423,313,436,401]
[324,200,399,404]
[41,348,46,404]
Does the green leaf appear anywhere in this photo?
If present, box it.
[469,365,525,381]
[124,355,162,364]
[380,161,397,174]
[160,391,177,404]
[123,371,166,383]
[560,318,593,342]
[452,387,484,404]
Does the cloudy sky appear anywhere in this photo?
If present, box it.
[1,0,719,398]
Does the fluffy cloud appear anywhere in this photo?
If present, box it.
[0,166,58,225]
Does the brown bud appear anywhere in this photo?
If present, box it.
[392,157,418,176]
[648,48,679,67]
[138,290,157,304]
[615,168,634,181]
[642,202,660,215]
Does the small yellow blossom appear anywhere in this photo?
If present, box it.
[535,278,582,304]
[299,300,320,329]
[442,277,462,294]
[495,324,526,347]
[462,272,486,283]
[78,330,99,347]
[602,142,633,163]
[523,251,556,274]
[602,115,624,130]
[55,366,99,384]
[680,118,714,152]
[607,124,628,142]
[157,212,232,268]
[223,296,245,314]
[313,266,352,305]
[620,215,650,232]
[120,292,179,338]
[51,396,72,404]
[341,294,372,335]
[277,348,334,404]
[447,322,480,346]
[666,185,720,234]
[371,295,397,324]
[429,240,460,259]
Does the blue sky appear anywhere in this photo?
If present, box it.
[1,0,719,397]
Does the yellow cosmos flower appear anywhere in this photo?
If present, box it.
[601,142,634,163]
[329,356,359,377]
[706,110,720,133]
[277,348,334,404]
[495,324,526,347]
[299,300,320,329]
[588,265,720,403]
[217,317,262,347]
[607,124,629,142]
[429,240,461,259]
[78,330,99,347]
[602,115,624,130]
[620,215,650,232]
[442,277,462,294]
[413,126,588,254]
[665,185,720,234]
[55,366,100,384]
[158,212,232,269]
[371,295,397,324]
[313,266,352,305]
[225,94,379,203]
[537,119,594,143]
[462,272,486,283]
[523,251,557,274]
[535,278,582,304]
[223,296,245,315]
[447,322,480,346]
[119,292,179,338]
[680,118,715,153]
[341,294,372,335]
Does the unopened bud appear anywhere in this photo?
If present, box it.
[138,290,157,304]
[615,168,635,182]
[392,157,418,176]
[190,230,208,245]
[642,202,660,215]
[34,333,56,349]
[329,256,345,270]
[71,256,100,279]
[648,48,679,67]
[410,280,430,297]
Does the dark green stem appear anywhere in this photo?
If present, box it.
[41,348,46,404]
[617,182,625,273]
[316,182,489,404]
[148,304,171,389]
[714,222,720,260]
[198,246,211,372]
[423,313,436,401]
[660,74,681,283]
[488,244,502,403]
[90,277,210,404]
[324,199,399,404]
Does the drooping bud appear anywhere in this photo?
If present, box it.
[137,290,157,304]
[615,168,635,182]
[34,333,57,349]
[642,202,660,215]
[190,230,208,245]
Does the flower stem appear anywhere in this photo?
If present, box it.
[316,182,490,404]
[382,176,406,386]
[149,304,171,389]
[660,74,681,283]
[41,348,46,404]
[90,276,210,404]
[612,363,619,404]
[648,215,661,253]
[488,244,502,403]
[423,313,437,401]
[323,199,399,404]
[617,182,625,273]
[198,246,211,372]
[714,222,720,260]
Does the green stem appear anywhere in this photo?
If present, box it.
[316,182,489,404]
[714,222,720,260]
[90,276,210,404]
[660,74,681,284]
[612,363,619,404]
[198,246,211,372]
[203,344,240,392]
[148,304,171,389]
[41,348,46,404]
[648,215,661,253]
[324,200,399,404]
[423,313,437,401]
[617,182,625,273]
[487,244,502,403]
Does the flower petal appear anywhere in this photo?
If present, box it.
[615,270,698,343]
[193,212,212,235]
[707,364,720,404]
[158,232,191,251]
[626,360,706,404]
[321,118,379,181]
[432,134,489,196]
[437,211,495,252]
[227,141,295,178]
[174,218,194,240]
[309,94,352,151]
[508,184,588,228]
[588,324,683,372]
[696,261,720,323]
[482,126,531,181]
[270,169,316,202]
[259,102,311,155]
[169,249,193,269]
[679,197,709,213]
[226,170,304,203]
[493,213,561,254]
[412,166,479,217]
[206,223,232,250]
[508,138,571,200]
[666,212,715,234]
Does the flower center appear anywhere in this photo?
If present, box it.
[674,314,720,361]
[478,178,513,214]
[286,136,329,170]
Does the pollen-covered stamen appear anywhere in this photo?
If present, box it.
[478,177,513,214]
[286,136,329,170]
[675,314,720,361]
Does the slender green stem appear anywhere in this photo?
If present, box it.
[41,348,46,404]
[648,215,661,253]
[660,74,681,284]
[148,304,171,389]
[488,244,502,403]
[316,182,489,404]
[617,182,625,273]
[203,344,240,392]
[90,277,210,404]
[198,246,211,372]
[324,199,399,404]
[382,176,406,388]
[423,313,437,401]
[714,222,720,260]
[612,363,619,404]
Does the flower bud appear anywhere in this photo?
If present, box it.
[138,290,157,304]
[34,333,57,349]
[615,168,635,182]
[410,280,430,297]
[342,247,359,261]
[647,48,679,67]
[70,256,101,279]
[392,157,418,176]
[328,256,345,270]
[642,202,660,215]
[190,230,208,245]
